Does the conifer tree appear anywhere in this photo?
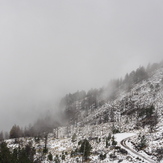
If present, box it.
[79,139,92,161]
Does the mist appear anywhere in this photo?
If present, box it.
[0,0,163,131]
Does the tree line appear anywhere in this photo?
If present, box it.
[0,115,60,140]
[60,61,163,125]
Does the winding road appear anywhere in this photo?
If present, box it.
[120,136,156,163]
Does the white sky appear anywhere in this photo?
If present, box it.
[0,0,163,131]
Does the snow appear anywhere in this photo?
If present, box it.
[114,133,136,143]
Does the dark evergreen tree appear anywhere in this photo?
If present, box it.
[48,152,53,161]
[137,135,147,150]
[0,142,12,162]
[111,136,117,146]
[99,153,106,160]
[0,141,36,163]
[10,124,22,139]
[0,131,3,141]
[79,139,92,161]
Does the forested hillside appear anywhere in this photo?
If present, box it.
[1,61,163,163]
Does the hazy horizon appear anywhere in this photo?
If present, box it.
[0,0,163,131]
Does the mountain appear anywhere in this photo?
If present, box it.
[1,61,163,163]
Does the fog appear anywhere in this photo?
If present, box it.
[0,0,163,131]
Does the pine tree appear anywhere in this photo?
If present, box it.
[0,131,3,141]
[79,139,92,161]
[48,152,53,161]
[0,142,12,162]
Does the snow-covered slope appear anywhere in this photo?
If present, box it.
[4,66,163,162]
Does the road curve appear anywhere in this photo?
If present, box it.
[120,137,156,163]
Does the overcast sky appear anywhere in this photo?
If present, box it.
[0,0,163,131]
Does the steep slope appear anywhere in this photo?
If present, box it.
[2,64,163,162]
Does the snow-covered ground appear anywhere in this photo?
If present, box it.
[114,133,136,142]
